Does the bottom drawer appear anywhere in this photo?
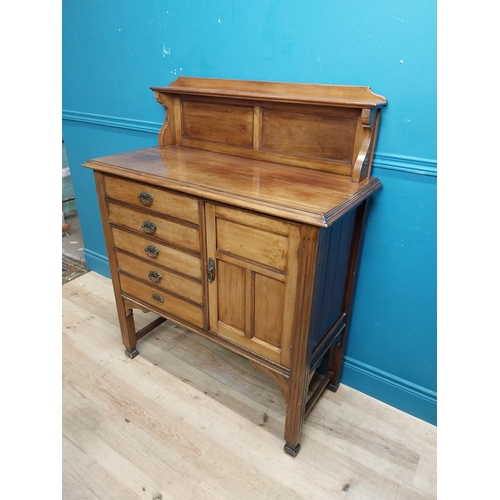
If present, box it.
[119,274,205,329]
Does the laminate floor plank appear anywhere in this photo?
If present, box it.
[63,325,225,499]
[62,272,437,500]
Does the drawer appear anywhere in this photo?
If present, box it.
[116,251,203,305]
[111,227,202,280]
[119,274,204,329]
[104,175,200,225]
[108,203,200,253]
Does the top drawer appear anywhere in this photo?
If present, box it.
[104,175,200,225]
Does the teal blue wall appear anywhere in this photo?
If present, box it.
[63,0,437,424]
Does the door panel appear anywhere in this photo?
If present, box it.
[217,260,246,334]
[205,203,301,367]
[253,273,285,349]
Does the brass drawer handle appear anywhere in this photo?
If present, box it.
[138,191,154,206]
[145,245,159,258]
[148,270,162,283]
[151,293,164,303]
[142,221,157,234]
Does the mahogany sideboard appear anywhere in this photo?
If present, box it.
[84,77,387,456]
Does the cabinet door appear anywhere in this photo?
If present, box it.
[205,204,301,367]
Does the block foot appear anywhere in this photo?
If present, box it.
[125,348,139,359]
[283,443,301,457]
[327,381,340,392]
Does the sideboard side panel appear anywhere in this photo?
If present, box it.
[307,209,356,357]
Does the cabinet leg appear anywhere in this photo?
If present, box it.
[94,172,140,359]
[283,406,303,454]
[118,303,139,358]
[283,225,320,457]
[327,340,343,391]
[283,368,308,457]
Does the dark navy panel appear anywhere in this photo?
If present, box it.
[307,220,336,355]
[308,210,356,359]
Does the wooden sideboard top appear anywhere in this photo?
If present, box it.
[84,145,381,227]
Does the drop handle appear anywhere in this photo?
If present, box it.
[207,257,216,282]
[138,191,154,206]
[145,245,159,258]
[148,270,162,283]
[151,294,164,303]
[142,221,157,234]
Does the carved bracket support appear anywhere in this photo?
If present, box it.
[154,92,177,147]
[249,360,290,401]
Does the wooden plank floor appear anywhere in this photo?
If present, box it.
[62,272,437,500]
